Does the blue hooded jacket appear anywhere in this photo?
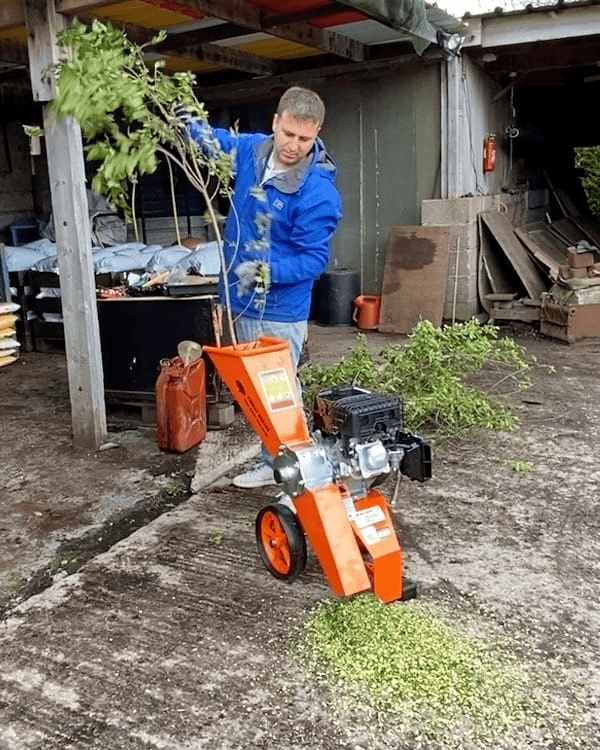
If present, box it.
[188,123,342,322]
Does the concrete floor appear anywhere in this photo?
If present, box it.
[1,321,599,749]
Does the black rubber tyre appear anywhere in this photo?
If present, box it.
[255,504,307,583]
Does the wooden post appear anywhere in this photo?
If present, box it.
[25,0,107,449]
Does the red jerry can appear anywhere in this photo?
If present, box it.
[156,355,206,453]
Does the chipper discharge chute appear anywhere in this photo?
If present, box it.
[203,336,431,603]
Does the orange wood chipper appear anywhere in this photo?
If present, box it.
[203,335,431,603]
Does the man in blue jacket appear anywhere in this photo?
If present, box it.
[177,86,342,488]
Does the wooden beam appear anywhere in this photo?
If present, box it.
[262,5,356,26]
[161,39,277,75]
[25,0,108,450]
[63,16,276,76]
[157,26,362,69]
[45,13,274,78]
[56,0,366,61]
[0,0,25,28]
[445,55,461,199]
[478,5,600,48]
[266,21,364,60]
[478,36,600,78]
[163,22,251,45]
[197,47,441,106]
[25,0,64,102]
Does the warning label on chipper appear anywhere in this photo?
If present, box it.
[258,368,296,412]
[355,506,386,529]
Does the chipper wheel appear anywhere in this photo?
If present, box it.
[255,504,307,583]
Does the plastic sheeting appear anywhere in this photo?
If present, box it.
[41,189,127,248]
[338,0,437,54]
[4,239,221,277]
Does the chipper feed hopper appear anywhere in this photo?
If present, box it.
[204,336,431,603]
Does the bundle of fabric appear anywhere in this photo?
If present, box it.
[5,239,221,277]
[4,239,57,272]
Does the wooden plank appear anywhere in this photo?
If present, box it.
[479,215,520,296]
[480,211,548,300]
[489,303,540,323]
[485,293,517,301]
[379,225,451,334]
[514,225,565,276]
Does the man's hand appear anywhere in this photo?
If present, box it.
[173,101,192,129]
[254,262,271,295]
[235,261,271,297]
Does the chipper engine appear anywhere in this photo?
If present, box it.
[204,335,431,604]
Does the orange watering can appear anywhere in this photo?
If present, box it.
[353,294,381,330]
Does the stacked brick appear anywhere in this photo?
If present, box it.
[559,246,600,281]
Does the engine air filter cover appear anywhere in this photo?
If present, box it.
[313,385,403,441]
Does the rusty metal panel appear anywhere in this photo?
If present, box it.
[378,225,451,334]
[540,298,600,344]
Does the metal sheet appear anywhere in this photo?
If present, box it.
[379,225,451,334]
[514,225,565,277]
[479,214,521,296]
[480,211,548,300]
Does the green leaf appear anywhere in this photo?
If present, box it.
[50,18,235,237]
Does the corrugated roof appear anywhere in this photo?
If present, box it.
[435,0,590,19]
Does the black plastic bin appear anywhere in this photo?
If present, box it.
[311,270,359,326]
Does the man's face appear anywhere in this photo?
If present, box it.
[272,110,321,168]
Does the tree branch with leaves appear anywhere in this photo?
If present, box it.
[49,18,239,342]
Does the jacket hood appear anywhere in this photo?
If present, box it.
[253,135,337,194]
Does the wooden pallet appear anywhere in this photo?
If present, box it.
[9,270,126,352]
[105,389,157,424]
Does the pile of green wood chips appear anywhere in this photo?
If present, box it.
[296,594,587,749]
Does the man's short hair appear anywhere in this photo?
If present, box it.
[277,86,325,126]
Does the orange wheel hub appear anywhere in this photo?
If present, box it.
[255,504,307,582]
[261,510,292,574]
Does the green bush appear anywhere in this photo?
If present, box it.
[574,145,600,215]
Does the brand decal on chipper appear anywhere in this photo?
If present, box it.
[258,368,296,411]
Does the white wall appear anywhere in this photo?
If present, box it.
[453,55,514,198]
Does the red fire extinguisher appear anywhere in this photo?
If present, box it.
[483,134,496,172]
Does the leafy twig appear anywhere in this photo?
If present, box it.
[300,319,538,441]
